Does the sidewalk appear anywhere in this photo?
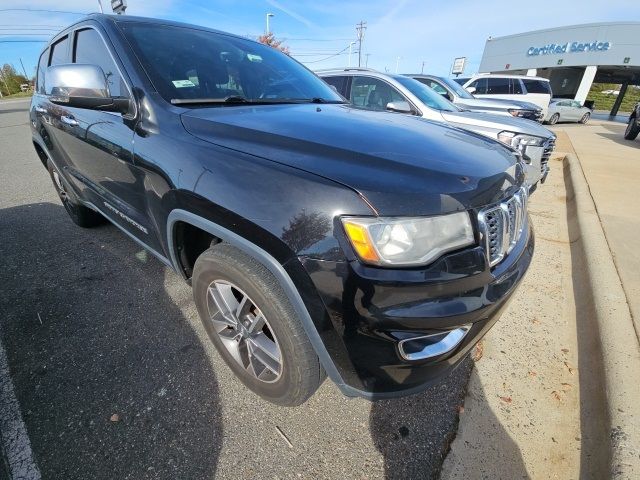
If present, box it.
[555,121,640,339]
[441,154,588,479]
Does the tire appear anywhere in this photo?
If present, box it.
[579,112,590,124]
[624,116,640,140]
[193,243,325,406]
[548,113,560,125]
[47,160,104,228]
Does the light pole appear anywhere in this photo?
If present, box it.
[266,13,274,34]
[97,0,104,13]
[421,61,426,74]
[395,56,402,73]
[348,42,356,67]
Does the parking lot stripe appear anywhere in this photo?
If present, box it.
[0,339,41,480]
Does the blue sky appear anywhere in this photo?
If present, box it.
[0,0,635,80]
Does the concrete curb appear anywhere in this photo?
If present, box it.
[565,153,640,478]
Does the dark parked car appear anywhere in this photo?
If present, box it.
[31,14,533,406]
[625,102,640,140]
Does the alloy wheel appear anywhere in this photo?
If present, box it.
[206,280,283,383]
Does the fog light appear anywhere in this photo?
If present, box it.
[398,325,471,361]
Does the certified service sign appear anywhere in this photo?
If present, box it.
[527,41,611,56]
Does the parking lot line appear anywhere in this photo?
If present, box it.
[0,338,41,480]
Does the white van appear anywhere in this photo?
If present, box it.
[461,74,552,116]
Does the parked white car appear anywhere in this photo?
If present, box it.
[460,74,552,116]
[545,99,592,124]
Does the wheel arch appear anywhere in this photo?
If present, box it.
[166,208,352,395]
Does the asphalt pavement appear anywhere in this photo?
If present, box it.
[0,99,472,479]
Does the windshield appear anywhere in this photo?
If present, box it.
[393,76,460,112]
[118,22,344,105]
[438,77,474,99]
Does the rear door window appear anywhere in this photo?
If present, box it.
[510,79,523,94]
[49,35,69,66]
[486,78,510,94]
[522,79,551,94]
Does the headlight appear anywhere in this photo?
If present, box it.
[508,108,537,118]
[497,131,545,162]
[342,212,475,267]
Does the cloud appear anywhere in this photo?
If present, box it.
[266,0,318,30]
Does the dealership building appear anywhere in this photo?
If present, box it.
[478,22,640,115]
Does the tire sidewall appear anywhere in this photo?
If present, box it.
[193,251,304,404]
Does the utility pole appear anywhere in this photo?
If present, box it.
[421,61,425,74]
[97,0,104,13]
[365,53,371,68]
[356,21,367,68]
[19,58,28,79]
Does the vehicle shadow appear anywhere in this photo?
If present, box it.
[368,357,529,479]
[0,202,223,480]
[595,132,640,149]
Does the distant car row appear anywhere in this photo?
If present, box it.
[320,68,555,191]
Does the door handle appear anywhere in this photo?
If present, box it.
[61,115,79,127]
[35,105,47,114]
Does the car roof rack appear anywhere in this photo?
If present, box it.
[314,67,378,73]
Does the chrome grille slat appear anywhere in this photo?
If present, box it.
[541,137,556,175]
[478,187,528,267]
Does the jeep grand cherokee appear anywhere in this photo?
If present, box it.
[30,14,533,406]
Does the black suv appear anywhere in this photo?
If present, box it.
[30,15,533,406]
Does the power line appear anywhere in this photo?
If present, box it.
[0,40,48,43]
[297,44,352,64]
[0,8,88,15]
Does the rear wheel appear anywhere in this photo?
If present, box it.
[192,243,324,406]
[624,116,640,140]
[579,112,590,124]
[47,160,104,228]
[548,113,560,125]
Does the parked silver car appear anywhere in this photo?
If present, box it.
[319,68,555,190]
[408,74,544,122]
[545,99,592,124]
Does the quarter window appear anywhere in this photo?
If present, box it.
[49,36,69,66]
[511,79,523,94]
[74,28,125,97]
[522,79,551,94]
[350,77,405,111]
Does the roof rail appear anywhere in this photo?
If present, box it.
[314,67,378,73]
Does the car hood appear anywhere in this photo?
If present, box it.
[456,97,541,111]
[180,103,523,216]
[441,110,553,138]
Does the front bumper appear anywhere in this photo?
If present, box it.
[301,220,534,399]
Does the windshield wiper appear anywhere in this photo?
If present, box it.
[170,95,251,105]
[170,96,347,106]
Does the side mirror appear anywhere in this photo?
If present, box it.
[386,101,412,114]
[465,86,476,94]
[45,64,130,113]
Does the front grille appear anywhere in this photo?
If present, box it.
[541,136,556,174]
[478,187,528,267]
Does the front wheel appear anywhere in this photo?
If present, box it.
[548,113,560,125]
[192,243,325,406]
[624,116,640,140]
[47,160,104,228]
[579,112,590,124]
